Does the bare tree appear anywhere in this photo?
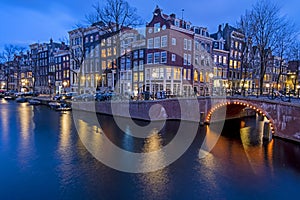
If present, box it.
[240,0,284,95]
[273,20,298,91]
[0,45,25,91]
[288,41,300,93]
[86,0,143,31]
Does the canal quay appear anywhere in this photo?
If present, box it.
[1,96,300,200]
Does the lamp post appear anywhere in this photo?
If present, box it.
[48,79,51,97]
[266,83,270,94]
[63,81,67,93]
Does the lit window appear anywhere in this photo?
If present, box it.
[214,55,217,63]
[139,73,144,82]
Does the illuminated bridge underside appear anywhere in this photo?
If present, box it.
[206,98,300,142]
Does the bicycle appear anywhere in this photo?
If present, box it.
[267,89,289,102]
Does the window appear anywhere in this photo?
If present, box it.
[147,53,153,64]
[172,54,176,62]
[166,68,171,80]
[133,61,138,71]
[184,39,187,50]
[235,41,238,49]
[139,60,144,71]
[172,38,176,45]
[154,22,160,33]
[154,52,160,64]
[183,69,187,80]
[134,51,138,59]
[184,54,187,65]
[214,55,217,63]
[101,39,105,46]
[133,72,138,82]
[187,40,192,51]
[147,38,153,49]
[218,56,222,63]
[174,68,181,80]
[139,50,144,58]
[161,36,168,47]
[223,56,227,65]
[90,35,94,43]
[175,20,179,27]
[187,69,191,80]
[102,61,106,70]
[154,37,160,48]
[195,41,199,50]
[139,73,144,82]
[187,54,191,65]
[107,48,112,57]
[101,49,106,58]
[161,51,167,63]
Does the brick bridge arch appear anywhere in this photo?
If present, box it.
[204,97,300,141]
[205,99,276,135]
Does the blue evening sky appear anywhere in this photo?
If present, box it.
[0,0,299,51]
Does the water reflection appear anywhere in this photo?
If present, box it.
[207,117,275,178]
[0,100,9,146]
[137,131,169,200]
[17,103,35,168]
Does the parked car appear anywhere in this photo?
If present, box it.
[95,92,106,101]
[64,92,78,100]
[72,93,95,101]
[53,93,67,101]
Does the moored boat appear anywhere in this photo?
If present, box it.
[28,99,41,105]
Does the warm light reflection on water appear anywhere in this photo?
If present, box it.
[0,100,9,145]
[17,104,35,168]
[137,130,169,200]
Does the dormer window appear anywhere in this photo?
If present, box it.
[186,23,190,30]
[154,22,160,33]
[175,20,179,27]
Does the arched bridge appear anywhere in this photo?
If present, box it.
[204,96,300,142]
[73,96,300,142]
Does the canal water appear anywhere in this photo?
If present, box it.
[1,99,300,199]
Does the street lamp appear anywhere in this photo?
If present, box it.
[266,83,270,94]
[1,82,5,89]
[48,79,52,97]
[63,81,67,93]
